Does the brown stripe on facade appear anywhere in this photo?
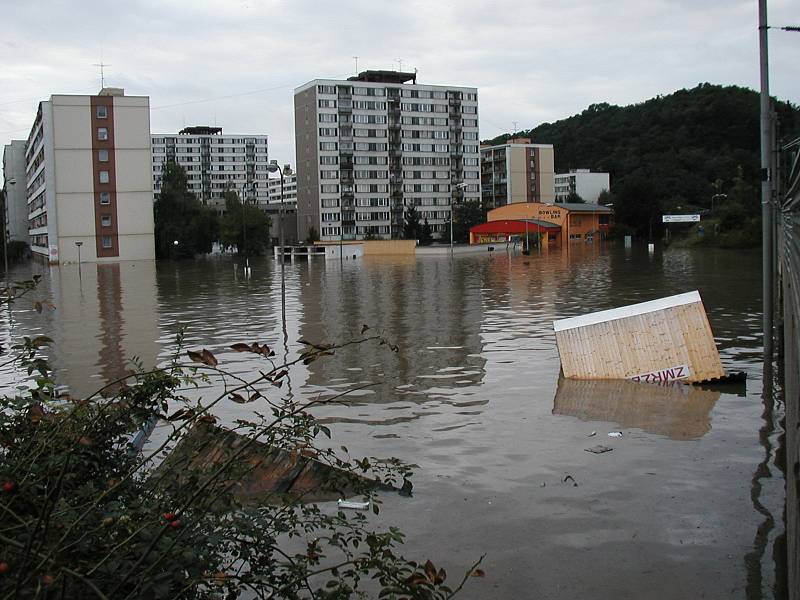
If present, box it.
[526,148,534,202]
[90,96,120,258]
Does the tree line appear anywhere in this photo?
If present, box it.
[153,161,272,259]
[484,83,800,246]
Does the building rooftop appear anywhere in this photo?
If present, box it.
[550,202,612,213]
[347,70,417,84]
[481,140,554,150]
[179,126,223,135]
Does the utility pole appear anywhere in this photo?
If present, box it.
[759,0,774,368]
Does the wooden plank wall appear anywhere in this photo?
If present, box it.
[555,301,724,383]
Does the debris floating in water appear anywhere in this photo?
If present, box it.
[337,499,371,511]
[553,291,725,383]
[608,431,623,438]
[587,430,597,437]
[585,445,613,454]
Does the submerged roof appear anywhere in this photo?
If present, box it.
[470,219,561,235]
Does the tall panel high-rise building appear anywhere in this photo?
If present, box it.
[24,88,154,263]
[480,138,555,209]
[150,127,269,209]
[294,71,480,242]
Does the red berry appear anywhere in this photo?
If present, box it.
[2,481,15,493]
[169,519,182,529]
[0,562,9,574]
[163,512,177,522]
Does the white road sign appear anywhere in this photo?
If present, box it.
[662,214,701,223]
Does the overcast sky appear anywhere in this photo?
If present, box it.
[2,0,798,177]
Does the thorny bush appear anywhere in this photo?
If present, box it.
[0,277,482,599]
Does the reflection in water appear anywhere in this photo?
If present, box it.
[745,373,787,599]
[297,255,488,426]
[45,262,160,397]
[552,376,720,440]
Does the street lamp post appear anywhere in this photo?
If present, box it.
[267,161,286,318]
[3,178,17,281]
[711,193,727,213]
[451,182,469,253]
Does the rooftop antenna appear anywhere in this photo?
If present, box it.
[353,56,359,74]
[397,57,403,71]
[93,61,111,88]
[512,121,518,133]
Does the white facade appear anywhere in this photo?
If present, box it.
[267,171,297,205]
[554,169,610,203]
[24,90,155,263]
[3,140,29,243]
[150,128,269,207]
[294,72,480,242]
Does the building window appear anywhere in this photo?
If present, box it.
[97,127,109,141]
[101,215,112,227]
[98,149,109,162]
[96,105,108,119]
[102,236,113,248]
[99,192,110,204]
[99,171,110,184]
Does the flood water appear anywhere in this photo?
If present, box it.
[0,244,786,599]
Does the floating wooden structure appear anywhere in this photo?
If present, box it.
[553,291,725,383]
[156,424,378,505]
[552,376,720,440]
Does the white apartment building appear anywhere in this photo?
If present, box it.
[150,127,269,208]
[480,138,555,208]
[3,140,29,243]
[294,70,480,242]
[24,88,155,263]
[554,169,610,203]
[267,170,297,205]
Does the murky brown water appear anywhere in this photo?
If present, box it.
[0,244,785,599]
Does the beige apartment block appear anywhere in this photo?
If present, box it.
[24,89,155,263]
[294,70,480,242]
[480,138,555,209]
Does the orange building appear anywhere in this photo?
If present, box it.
[469,202,612,247]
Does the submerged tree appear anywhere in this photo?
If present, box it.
[403,206,420,240]
[420,218,433,246]
[218,188,272,256]
[452,200,485,244]
[153,161,219,259]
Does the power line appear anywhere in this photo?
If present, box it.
[150,73,352,111]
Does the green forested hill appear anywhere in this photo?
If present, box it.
[484,84,800,243]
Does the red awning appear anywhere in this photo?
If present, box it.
[470,219,560,235]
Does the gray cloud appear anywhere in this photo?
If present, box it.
[1,0,798,177]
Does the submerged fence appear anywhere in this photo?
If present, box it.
[779,136,800,600]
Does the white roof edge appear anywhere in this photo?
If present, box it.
[482,143,554,150]
[553,291,703,332]
[294,78,478,94]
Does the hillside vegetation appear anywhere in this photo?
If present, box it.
[484,84,800,244]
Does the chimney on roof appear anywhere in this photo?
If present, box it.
[99,87,125,97]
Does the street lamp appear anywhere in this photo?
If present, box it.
[3,178,16,280]
[711,193,727,213]
[267,160,286,318]
[451,182,469,253]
